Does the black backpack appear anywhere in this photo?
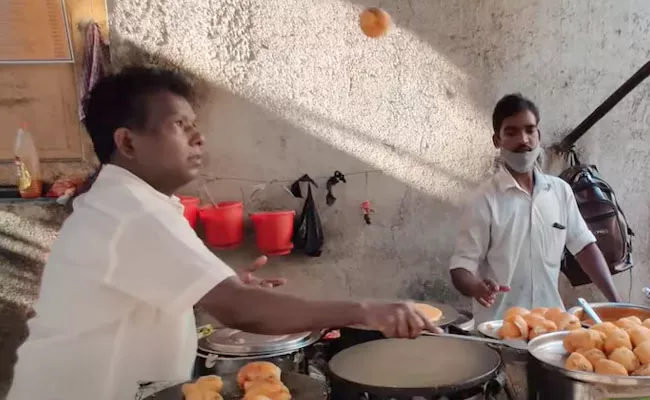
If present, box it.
[558,151,634,286]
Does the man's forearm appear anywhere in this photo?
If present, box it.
[450,268,479,297]
[199,277,365,335]
[575,243,622,302]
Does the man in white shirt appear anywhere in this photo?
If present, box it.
[9,67,439,400]
[449,93,621,324]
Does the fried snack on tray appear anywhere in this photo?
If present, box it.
[591,322,619,337]
[243,379,287,393]
[237,362,282,389]
[558,315,650,377]
[564,329,597,353]
[544,307,564,323]
[197,375,224,393]
[530,307,548,316]
[504,307,530,321]
[243,392,290,400]
[604,328,633,354]
[619,316,643,326]
[499,306,579,341]
[554,313,582,331]
[577,348,606,366]
[498,315,528,340]
[616,317,641,333]
[523,312,547,327]
[238,362,292,400]
[564,352,593,372]
[244,380,291,400]
[182,383,204,400]
[183,374,224,400]
[595,359,628,376]
[609,347,640,373]
[633,364,650,376]
[634,341,650,364]
[529,319,558,340]
[629,326,650,347]
[588,330,607,352]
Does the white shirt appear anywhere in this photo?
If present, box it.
[449,167,596,324]
[9,165,235,400]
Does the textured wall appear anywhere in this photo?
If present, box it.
[105,0,650,308]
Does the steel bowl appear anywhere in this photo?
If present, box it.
[566,302,650,326]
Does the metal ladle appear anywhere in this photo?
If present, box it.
[577,297,603,324]
[422,331,528,351]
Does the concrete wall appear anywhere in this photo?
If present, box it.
[99,0,650,308]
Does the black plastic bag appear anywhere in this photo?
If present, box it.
[292,183,324,257]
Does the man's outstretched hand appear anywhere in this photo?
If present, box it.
[239,256,287,288]
[361,301,444,338]
[473,278,510,308]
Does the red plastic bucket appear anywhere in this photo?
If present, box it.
[179,196,200,229]
[250,211,296,255]
[199,201,244,249]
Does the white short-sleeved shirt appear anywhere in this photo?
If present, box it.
[449,167,596,324]
[9,165,235,400]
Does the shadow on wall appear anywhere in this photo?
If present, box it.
[114,38,466,304]
[346,0,520,112]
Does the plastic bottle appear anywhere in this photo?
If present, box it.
[13,124,43,199]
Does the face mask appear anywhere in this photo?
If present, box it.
[500,146,541,173]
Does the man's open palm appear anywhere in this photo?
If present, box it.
[239,256,287,288]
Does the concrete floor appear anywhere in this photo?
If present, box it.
[0,202,66,398]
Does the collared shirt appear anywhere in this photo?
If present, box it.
[449,167,596,324]
[9,165,234,400]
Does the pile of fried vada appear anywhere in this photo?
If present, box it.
[563,316,650,376]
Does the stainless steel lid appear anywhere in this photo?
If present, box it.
[198,328,319,356]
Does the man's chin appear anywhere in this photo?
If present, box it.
[183,168,202,183]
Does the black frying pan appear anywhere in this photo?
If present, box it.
[326,336,501,399]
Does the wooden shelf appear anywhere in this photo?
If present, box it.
[0,0,108,162]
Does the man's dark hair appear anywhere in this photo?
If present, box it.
[492,93,540,134]
[83,66,194,164]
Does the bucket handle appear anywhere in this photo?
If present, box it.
[202,183,217,206]
[200,180,246,209]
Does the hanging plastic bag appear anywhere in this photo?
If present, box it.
[292,177,324,257]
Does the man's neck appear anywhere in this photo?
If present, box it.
[505,166,535,194]
[109,161,178,197]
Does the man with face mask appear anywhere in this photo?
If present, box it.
[449,93,621,323]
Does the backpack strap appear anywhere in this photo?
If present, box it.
[568,148,581,167]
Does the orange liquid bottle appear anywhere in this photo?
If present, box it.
[13,124,43,199]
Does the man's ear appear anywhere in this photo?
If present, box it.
[113,127,137,160]
[492,134,499,148]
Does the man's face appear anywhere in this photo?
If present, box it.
[493,110,539,152]
[131,91,204,190]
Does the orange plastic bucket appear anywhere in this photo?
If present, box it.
[179,196,200,229]
[250,211,296,255]
[199,201,244,249]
